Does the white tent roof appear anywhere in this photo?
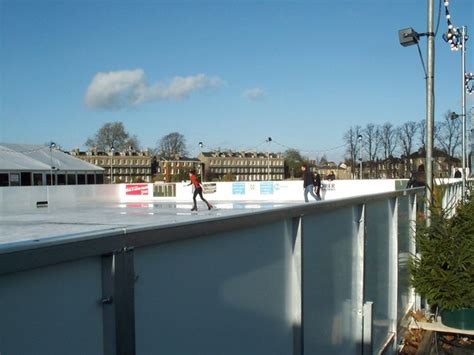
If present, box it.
[0,143,104,172]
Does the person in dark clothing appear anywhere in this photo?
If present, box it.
[406,164,426,188]
[301,165,319,202]
[314,171,322,200]
[454,169,462,178]
[327,171,336,181]
[188,170,212,211]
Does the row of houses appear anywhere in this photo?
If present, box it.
[69,149,289,183]
[70,147,467,182]
[0,143,467,187]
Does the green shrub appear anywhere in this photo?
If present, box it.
[410,189,474,310]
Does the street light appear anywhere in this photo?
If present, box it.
[128,146,134,183]
[450,111,467,196]
[266,137,272,181]
[443,24,470,198]
[110,146,115,184]
[398,0,436,225]
[49,142,56,185]
[357,135,363,180]
[198,142,204,182]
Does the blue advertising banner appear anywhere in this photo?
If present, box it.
[260,182,274,195]
[232,182,246,195]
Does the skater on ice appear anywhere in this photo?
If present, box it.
[188,169,213,211]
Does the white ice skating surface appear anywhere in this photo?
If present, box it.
[0,200,300,246]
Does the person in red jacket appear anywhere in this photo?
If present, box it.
[188,169,213,211]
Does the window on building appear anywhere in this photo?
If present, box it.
[10,173,19,186]
[77,174,86,184]
[20,172,32,186]
[33,173,43,185]
[0,173,9,186]
[87,174,95,184]
[67,174,76,185]
[46,174,54,185]
[57,174,66,185]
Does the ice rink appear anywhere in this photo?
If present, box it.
[0,200,300,246]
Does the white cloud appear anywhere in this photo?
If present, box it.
[85,70,223,110]
[243,87,265,100]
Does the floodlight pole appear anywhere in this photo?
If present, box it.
[425,0,435,225]
[358,134,363,179]
[110,146,115,184]
[49,142,56,185]
[460,26,467,198]
[266,137,272,181]
[199,142,204,182]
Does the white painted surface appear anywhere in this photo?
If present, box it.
[123,179,404,203]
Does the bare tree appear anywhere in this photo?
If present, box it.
[398,121,418,175]
[380,122,398,159]
[157,132,188,159]
[417,120,426,151]
[435,111,461,158]
[344,125,362,179]
[363,123,382,178]
[379,122,399,178]
[85,122,140,151]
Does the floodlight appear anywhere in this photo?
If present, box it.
[399,28,420,47]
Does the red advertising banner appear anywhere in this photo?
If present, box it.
[126,184,149,196]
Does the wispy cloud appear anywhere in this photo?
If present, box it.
[242,87,265,100]
[85,69,223,110]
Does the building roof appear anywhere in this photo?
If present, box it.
[158,156,200,162]
[200,151,283,159]
[408,147,461,162]
[0,143,104,172]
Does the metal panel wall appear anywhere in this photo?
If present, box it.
[1,186,465,355]
[397,195,416,322]
[364,200,392,353]
[133,220,297,355]
[303,206,364,354]
[0,257,104,355]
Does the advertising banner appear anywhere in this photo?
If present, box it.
[126,184,149,196]
[202,183,217,194]
[260,182,274,195]
[232,182,246,195]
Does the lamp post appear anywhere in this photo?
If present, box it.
[128,146,133,183]
[471,107,474,176]
[398,0,436,224]
[445,25,471,199]
[450,111,467,197]
[266,137,272,181]
[110,146,115,184]
[199,142,204,182]
[357,134,363,179]
[49,142,56,185]
[461,27,467,182]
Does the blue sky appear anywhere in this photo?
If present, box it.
[1,0,473,162]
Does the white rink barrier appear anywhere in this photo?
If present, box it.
[1,178,466,211]
[120,179,408,203]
